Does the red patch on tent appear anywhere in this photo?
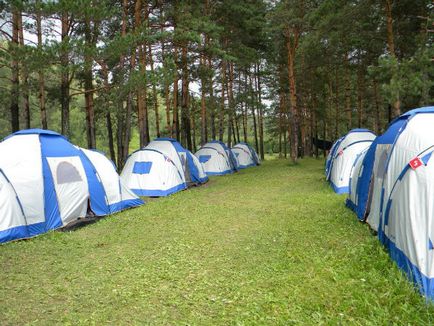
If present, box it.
[409,157,423,170]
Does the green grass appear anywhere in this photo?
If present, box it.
[1,158,433,325]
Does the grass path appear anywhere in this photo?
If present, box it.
[1,158,433,325]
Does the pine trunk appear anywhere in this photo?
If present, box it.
[249,72,259,153]
[61,11,70,137]
[227,62,235,148]
[116,0,131,169]
[385,0,401,117]
[286,31,299,163]
[256,63,265,160]
[100,61,116,163]
[172,46,180,140]
[135,0,149,147]
[200,51,207,145]
[148,44,160,137]
[18,13,30,129]
[373,79,381,134]
[181,44,192,150]
[10,8,20,132]
[84,14,96,149]
[334,68,340,138]
[242,72,248,143]
[219,60,226,142]
[344,53,352,131]
[191,97,197,152]
[36,3,47,129]
[160,21,171,134]
[357,70,364,128]
[208,57,216,140]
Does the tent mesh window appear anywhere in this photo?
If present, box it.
[376,146,391,179]
[56,161,83,184]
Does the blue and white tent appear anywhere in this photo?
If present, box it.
[195,141,238,175]
[231,142,260,169]
[121,138,208,197]
[0,129,143,244]
[328,129,376,194]
[367,106,434,301]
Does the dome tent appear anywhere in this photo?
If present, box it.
[121,138,208,197]
[231,142,260,169]
[370,106,434,301]
[0,129,144,244]
[195,140,238,175]
[328,129,376,194]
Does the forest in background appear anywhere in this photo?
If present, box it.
[0,0,433,168]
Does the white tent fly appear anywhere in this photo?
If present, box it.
[374,107,434,300]
[195,141,237,175]
[0,129,143,244]
[328,129,376,194]
[231,143,260,169]
[121,138,208,197]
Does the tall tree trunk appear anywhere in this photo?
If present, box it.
[357,69,364,128]
[149,43,160,137]
[208,56,216,140]
[61,11,70,136]
[200,51,207,145]
[306,101,313,157]
[328,80,334,138]
[242,72,248,143]
[84,14,96,149]
[180,44,192,150]
[249,72,259,153]
[117,0,131,169]
[385,0,400,117]
[344,53,352,131]
[226,62,235,147]
[36,2,47,129]
[191,95,197,152]
[18,12,30,129]
[219,60,226,142]
[285,28,299,163]
[385,0,395,56]
[123,91,133,157]
[106,112,116,162]
[256,63,265,160]
[159,19,171,134]
[278,91,284,158]
[172,46,180,140]
[313,98,319,158]
[10,7,20,132]
[334,68,340,138]
[100,61,116,163]
[135,0,149,147]
[373,78,381,134]
[235,114,241,144]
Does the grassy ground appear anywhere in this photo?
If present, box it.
[1,158,433,325]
